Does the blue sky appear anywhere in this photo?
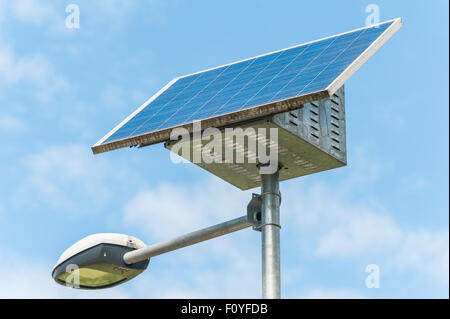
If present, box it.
[0,0,448,298]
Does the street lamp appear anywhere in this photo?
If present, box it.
[52,233,148,289]
[53,217,252,289]
[53,18,402,297]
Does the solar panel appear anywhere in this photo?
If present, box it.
[92,18,402,154]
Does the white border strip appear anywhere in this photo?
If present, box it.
[93,78,179,147]
[327,18,403,95]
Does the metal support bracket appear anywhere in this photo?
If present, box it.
[247,192,282,232]
[247,193,262,231]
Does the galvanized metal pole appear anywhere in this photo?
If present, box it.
[123,216,250,264]
[260,170,281,299]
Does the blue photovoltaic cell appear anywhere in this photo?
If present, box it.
[103,21,393,144]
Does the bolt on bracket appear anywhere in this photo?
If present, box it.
[247,193,262,232]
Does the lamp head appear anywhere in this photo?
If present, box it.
[52,233,149,289]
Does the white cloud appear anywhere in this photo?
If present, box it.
[339,146,385,189]
[8,0,59,25]
[0,44,67,101]
[124,177,251,240]
[393,230,449,284]
[0,45,15,78]
[0,0,174,32]
[316,209,402,257]
[16,144,113,214]
[281,180,449,289]
[131,251,260,298]
[0,113,24,133]
[0,247,131,298]
[0,0,66,34]
[0,1,6,24]
[0,2,67,102]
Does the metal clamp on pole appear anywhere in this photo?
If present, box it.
[258,191,282,230]
[261,191,282,205]
[247,192,282,231]
[247,193,262,231]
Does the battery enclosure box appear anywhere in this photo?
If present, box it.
[165,86,346,190]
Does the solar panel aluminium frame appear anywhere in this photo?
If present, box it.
[92,18,402,155]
